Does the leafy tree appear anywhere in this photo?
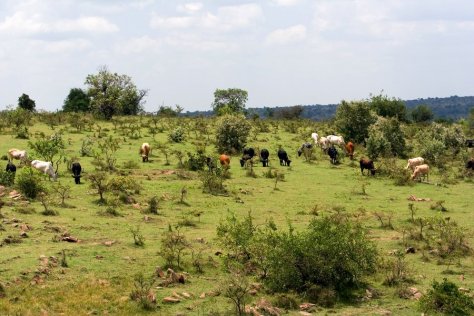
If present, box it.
[157,105,183,117]
[366,117,406,159]
[369,93,407,122]
[212,88,248,116]
[215,114,251,153]
[411,104,434,123]
[28,133,66,173]
[85,66,147,120]
[18,93,36,112]
[334,100,377,144]
[6,108,33,129]
[63,88,91,112]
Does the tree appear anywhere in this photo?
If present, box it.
[157,105,183,117]
[212,88,248,116]
[366,117,406,159]
[18,93,36,112]
[85,66,147,120]
[411,105,434,123]
[334,100,377,144]
[63,88,91,112]
[28,133,66,173]
[369,93,407,122]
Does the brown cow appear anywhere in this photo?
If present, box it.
[360,158,376,176]
[345,141,354,160]
[139,143,151,162]
[219,154,230,167]
[411,164,429,182]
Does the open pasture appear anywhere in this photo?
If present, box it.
[0,116,473,315]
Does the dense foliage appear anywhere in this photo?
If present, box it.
[334,100,377,144]
[63,88,91,112]
[18,93,36,112]
[215,114,251,153]
[212,88,248,116]
[419,278,474,315]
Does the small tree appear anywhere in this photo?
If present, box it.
[212,88,248,116]
[28,132,66,172]
[87,171,109,203]
[63,88,91,112]
[215,114,251,154]
[334,100,377,144]
[18,93,36,112]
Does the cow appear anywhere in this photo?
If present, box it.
[71,162,82,184]
[219,154,231,167]
[345,141,355,160]
[466,139,474,148]
[31,160,57,181]
[311,132,319,144]
[328,146,338,165]
[139,143,151,162]
[298,142,313,157]
[206,157,217,171]
[466,158,474,170]
[360,158,376,176]
[260,149,270,167]
[240,147,255,167]
[326,135,346,151]
[411,164,429,182]
[277,149,291,166]
[318,137,329,153]
[7,149,28,164]
[5,161,16,173]
[405,157,424,171]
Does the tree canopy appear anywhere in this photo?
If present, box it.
[334,100,377,144]
[18,93,36,112]
[63,88,90,112]
[368,93,407,122]
[411,104,434,123]
[85,66,147,120]
[212,88,248,116]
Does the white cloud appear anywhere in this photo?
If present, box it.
[272,0,301,6]
[118,36,161,54]
[55,16,119,33]
[266,24,306,45]
[150,15,195,29]
[177,3,203,14]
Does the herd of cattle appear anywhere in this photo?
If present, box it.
[3,135,474,185]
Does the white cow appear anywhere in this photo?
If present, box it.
[31,160,57,181]
[326,135,346,152]
[405,157,425,171]
[318,137,329,152]
[8,148,28,164]
[411,164,429,181]
[311,133,319,144]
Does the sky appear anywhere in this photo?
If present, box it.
[1,0,473,113]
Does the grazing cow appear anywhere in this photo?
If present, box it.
[71,162,82,184]
[318,137,329,153]
[31,160,57,181]
[326,135,346,151]
[466,158,474,170]
[466,139,474,148]
[260,149,270,167]
[240,147,255,167]
[405,157,424,171]
[5,161,16,173]
[277,149,291,166]
[139,143,151,162]
[298,142,313,157]
[7,149,28,164]
[311,132,319,144]
[411,164,429,181]
[360,158,376,176]
[345,141,355,160]
[328,146,338,164]
[219,154,231,167]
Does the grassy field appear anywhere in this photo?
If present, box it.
[0,116,473,315]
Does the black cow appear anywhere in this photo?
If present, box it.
[466,139,474,148]
[328,146,338,165]
[260,149,270,167]
[297,142,313,157]
[360,158,376,176]
[240,147,255,167]
[5,161,16,173]
[277,149,291,166]
[466,158,474,170]
[71,162,82,184]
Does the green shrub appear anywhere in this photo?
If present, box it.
[15,167,45,199]
[168,127,185,143]
[0,170,15,186]
[199,168,227,195]
[215,114,251,154]
[186,150,207,171]
[419,278,474,315]
[272,293,300,310]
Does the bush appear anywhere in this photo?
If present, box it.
[272,293,300,310]
[0,170,15,186]
[419,278,474,315]
[15,167,45,199]
[215,115,251,154]
[186,149,207,171]
[366,117,406,160]
[199,168,227,195]
[168,127,185,143]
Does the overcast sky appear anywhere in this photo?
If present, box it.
[1,0,473,112]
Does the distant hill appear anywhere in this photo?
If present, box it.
[184,96,474,121]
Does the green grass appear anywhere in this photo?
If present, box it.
[0,117,473,315]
